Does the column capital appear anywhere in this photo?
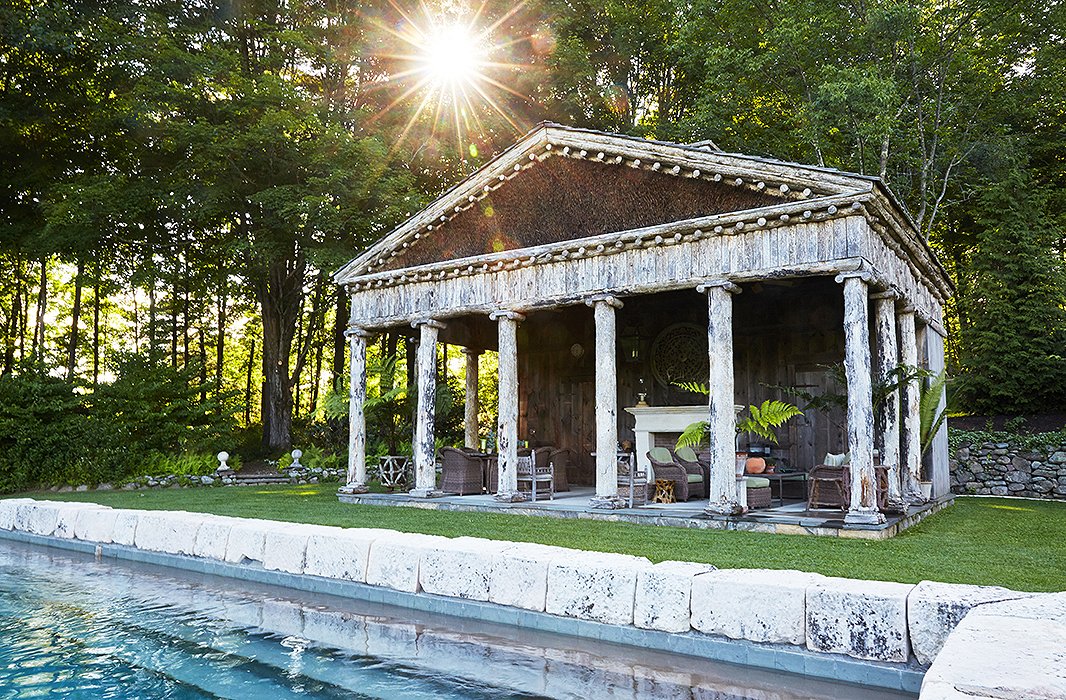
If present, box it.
[696,278,741,295]
[869,288,900,301]
[585,294,623,309]
[489,310,526,323]
[411,318,446,330]
[897,303,916,315]
[834,269,876,285]
[344,325,372,339]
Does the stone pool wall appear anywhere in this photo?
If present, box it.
[0,498,1058,698]
[950,438,1066,499]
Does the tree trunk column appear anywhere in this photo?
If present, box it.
[462,348,481,449]
[342,325,371,493]
[699,280,743,516]
[410,319,445,498]
[491,310,526,502]
[899,306,926,504]
[837,272,884,525]
[872,290,904,511]
[587,295,624,502]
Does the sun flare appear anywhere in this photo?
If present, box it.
[417,22,486,91]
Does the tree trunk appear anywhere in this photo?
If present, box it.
[92,261,101,387]
[148,279,157,362]
[256,250,306,452]
[310,335,324,414]
[245,337,256,425]
[32,257,47,362]
[66,258,85,380]
[331,287,348,391]
[215,273,227,398]
[198,328,207,402]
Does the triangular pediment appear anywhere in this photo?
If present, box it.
[336,124,880,281]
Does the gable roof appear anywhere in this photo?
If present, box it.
[334,123,950,295]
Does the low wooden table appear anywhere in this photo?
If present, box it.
[758,471,809,507]
[653,479,676,504]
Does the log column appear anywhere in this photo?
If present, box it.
[925,321,950,499]
[342,325,371,493]
[462,348,481,449]
[872,290,904,511]
[587,295,624,502]
[491,310,526,502]
[699,280,743,516]
[898,305,926,504]
[836,271,884,525]
[410,319,445,498]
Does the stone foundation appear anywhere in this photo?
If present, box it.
[950,438,1066,499]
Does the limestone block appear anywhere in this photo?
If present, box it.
[73,506,120,543]
[304,527,396,583]
[545,551,653,626]
[192,516,234,560]
[806,577,913,662]
[488,542,574,612]
[133,511,203,555]
[111,509,143,546]
[365,532,451,593]
[908,580,1031,666]
[262,523,336,575]
[691,569,822,645]
[921,594,1066,699]
[224,519,269,565]
[14,501,61,536]
[0,499,34,530]
[634,561,717,633]
[419,536,512,601]
[53,503,108,538]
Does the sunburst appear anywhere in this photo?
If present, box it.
[368,1,531,154]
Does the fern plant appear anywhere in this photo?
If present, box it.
[673,381,802,449]
[919,371,948,455]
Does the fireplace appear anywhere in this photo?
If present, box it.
[624,404,743,476]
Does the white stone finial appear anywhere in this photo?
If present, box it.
[217,451,230,471]
[291,449,303,469]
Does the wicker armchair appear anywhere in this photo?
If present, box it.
[546,448,574,491]
[673,446,710,487]
[439,447,484,495]
[647,447,704,501]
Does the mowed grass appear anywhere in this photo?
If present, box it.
[19,485,1066,592]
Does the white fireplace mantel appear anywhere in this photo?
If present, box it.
[625,404,744,475]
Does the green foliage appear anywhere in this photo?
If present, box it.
[919,371,949,455]
[948,428,1066,454]
[131,452,230,478]
[278,445,344,472]
[672,382,801,448]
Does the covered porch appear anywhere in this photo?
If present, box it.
[333,124,954,534]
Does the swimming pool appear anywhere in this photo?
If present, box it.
[0,539,913,698]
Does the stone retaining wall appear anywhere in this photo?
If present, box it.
[47,466,345,492]
[1,497,1052,693]
[950,439,1066,499]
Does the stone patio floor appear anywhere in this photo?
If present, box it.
[337,486,953,539]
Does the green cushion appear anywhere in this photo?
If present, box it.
[675,446,699,463]
[649,447,673,463]
[687,473,702,483]
[745,476,771,489]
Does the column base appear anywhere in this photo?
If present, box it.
[844,508,886,526]
[589,495,629,510]
[494,490,529,503]
[903,488,927,506]
[882,494,907,514]
[705,500,745,516]
[337,483,369,495]
[408,488,445,499]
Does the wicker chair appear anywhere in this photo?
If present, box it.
[807,464,848,511]
[674,446,710,487]
[647,447,704,501]
[546,448,574,492]
[439,447,484,495]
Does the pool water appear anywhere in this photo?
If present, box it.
[0,539,913,699]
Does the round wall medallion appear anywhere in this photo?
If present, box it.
[570,343,584,358]
[649,323,708,389]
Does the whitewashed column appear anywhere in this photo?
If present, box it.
[872,290,904,511]
[409,319,445,498]
[837,271,884,525]
[342,325,371,493]
[899,305,926,504]
[925,321,950,499]
[462,348,481,449]
[587,295,624,504]
[491,310,526,502]
[699,280,743,516]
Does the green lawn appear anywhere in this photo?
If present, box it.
[18,485,1066,593]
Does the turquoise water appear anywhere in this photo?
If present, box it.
[0,540,912,699]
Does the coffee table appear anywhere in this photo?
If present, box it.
[757,471,808,507]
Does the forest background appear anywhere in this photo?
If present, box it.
[0,0,1063,490]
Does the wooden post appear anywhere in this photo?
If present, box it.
[491,310,526,501]
[462,348,481,449]
[587,295,623,501]
[898,306,926,504]
[925,323,949,499]
[410,319,445,498]
[872,290,904,510]
[837,271,884,525]
[699,280,743,516]
[343,326,370,493]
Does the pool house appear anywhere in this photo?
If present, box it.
[333,123,953,533]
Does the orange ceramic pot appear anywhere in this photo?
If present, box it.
[745,456,767,474]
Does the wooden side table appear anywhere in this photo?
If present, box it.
[653,479,676,504]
